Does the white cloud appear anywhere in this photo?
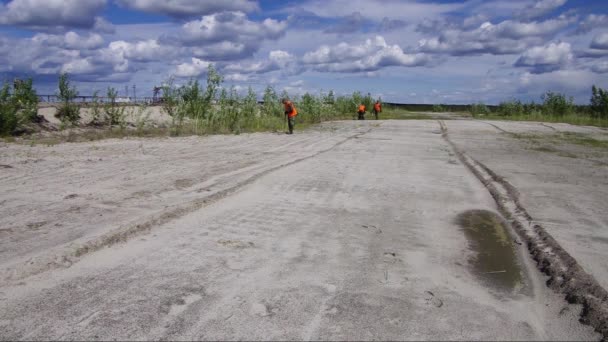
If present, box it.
[224,50,297,74]
[224,73,250,82]
[160,11,287,60]
[515,42,573,73]
[284,0,463,22]
[93,17,115,34]
[590,33,608,50]
[0,0,106,30]
[494,16,574,39]
[32,32,104,50]
[418,15,574,56]
[116,0,258,18]
[518,69,603,97]
[61,59,98,75]
[302,36,429,72]
[107,39,178,62]
[179,12,286,45]
[324,11,365,34]
[192,42,249,60]
[591,60,608,74]
[174,58,211,77]
[575,14,608,35]
[516,0,567,21]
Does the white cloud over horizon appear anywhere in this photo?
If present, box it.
[0,0,607,104]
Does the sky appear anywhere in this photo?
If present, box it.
[0,0,607,104]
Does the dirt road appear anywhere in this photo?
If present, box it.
[0,120,605,340]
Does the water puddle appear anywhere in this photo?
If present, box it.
[455,209,525,294]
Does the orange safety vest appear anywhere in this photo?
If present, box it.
[284,101,298,118]
[374,103,381,112]
[358,104,366,113]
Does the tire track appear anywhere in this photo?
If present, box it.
[0,128,372,285]
[438,120,608,340]
[478,120,510,133]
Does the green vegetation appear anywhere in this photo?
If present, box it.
[104,87,127,129]
[591,85,608,119]
[0,78,38,136]
[510,131,608,150]
[432,104,446,112]
[469,102,491,116]
[159,65,386,135]
[56,73,80,127]
[469,86,608,127]
[6,66,608,141]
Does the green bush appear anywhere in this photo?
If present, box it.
[590,85,608,119]
[0,78,39,135]
[432,104,446,112]
[541,91,574,117]
[469,102,490,116]
[0,82,18,135]
[497,99,524,116]
[104,87,126,129]
[262,86,283,118]
[299,92,322,123]
[56,73,80,127]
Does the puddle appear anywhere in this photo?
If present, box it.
[455,209,525,294]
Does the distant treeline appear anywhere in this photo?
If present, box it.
[384,103,494,112]
[3,68,608,136]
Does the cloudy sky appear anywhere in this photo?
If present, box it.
[0,0,607,104]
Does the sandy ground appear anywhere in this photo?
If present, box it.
[37,105,172,127]
[445,120,608,290]
[0,119,605,340]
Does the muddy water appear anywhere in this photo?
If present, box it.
[456,209,525,294]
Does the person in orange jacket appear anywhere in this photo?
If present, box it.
[357,103,366,120]
[373,100,382,120]
[282,98,298,134]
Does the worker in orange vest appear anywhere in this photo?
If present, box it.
[373,100,382,120]
[282,98,298,134]
[357,103,366,120]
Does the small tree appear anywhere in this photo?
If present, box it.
[241,86,257,119]
[432,104,446,112]
[161,77,179,119]
[0,82,18,135]
[541,91,574,117]
[324,90,335,104]
[104,87,126,129]
[497,99,524,116]
[590,85,608,119]
[0,78,39,135]
[56,73,80,126]
[262,85,282,117]
[90,91,103,125]
[300,92,321,123]
[203,64,222,107]
[469,102,490,117]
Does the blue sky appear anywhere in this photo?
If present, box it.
[0,0,607,104]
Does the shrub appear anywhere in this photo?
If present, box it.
[0,78,39,135]
[0,82,18,135]
[56,73,80,126]
[497,99,524,116]
[262,86,282,117]
[432,104,446,112]
[299,92,322,123]
[541,91,574,117]
[90,91,103,125]
[590,85,608,119]
[469,102,490,116]
[324,90,335,104]
[104,87,126,129]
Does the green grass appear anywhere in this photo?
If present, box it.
[474,113,608,128]
[509,132,608,153]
